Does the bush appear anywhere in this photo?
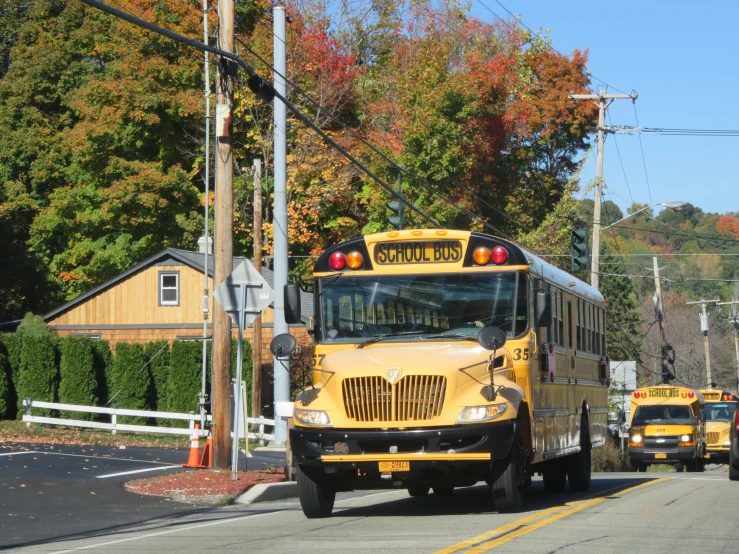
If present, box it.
[145,340,170,412]
[17,334,58,417]
[91,340,112,406]
[0,349,9,419]
[109,343,150,424]
[0,333,22,419]
[58,337,98,419]
[591,437,631,472]
[16,313,49,338]
[167,341,204,427]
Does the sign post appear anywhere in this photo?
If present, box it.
[213,260,275,480]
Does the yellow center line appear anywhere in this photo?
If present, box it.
[436,478,667,554]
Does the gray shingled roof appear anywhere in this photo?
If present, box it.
[43,248,313,323]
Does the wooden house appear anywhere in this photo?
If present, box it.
[42,248,313,363]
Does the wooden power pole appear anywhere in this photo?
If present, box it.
[252,159,263,418]
[211,0,235,469]
[686,299,721,389]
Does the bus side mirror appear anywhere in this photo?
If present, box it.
[534,291,552,328]
[284,282,301,324]
[618,409,626,424]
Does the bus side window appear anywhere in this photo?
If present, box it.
[567,301,573,349]
[576,299,581,351]
[559,291,564,347]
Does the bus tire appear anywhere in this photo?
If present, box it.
[433,487,454,496]
[491,448,522,513]
[542,459,567,493]
[408,487,430,497]
[567,420,591,492]
[729,462,739,481]
[674,462,684,472]
[297,465,335,519]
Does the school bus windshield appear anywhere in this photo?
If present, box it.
[706,403,737,422]
[318,271,528,344]
[632,405,693,426]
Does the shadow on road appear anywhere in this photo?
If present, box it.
[331,475,657,518]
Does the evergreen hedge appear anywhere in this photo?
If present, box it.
[0,333,22,419]
[58,337,97,419]
[145,340,170,412]
[17,334,58,417]
[0,349,9,419]
[167,340,203,427]
[91,340,112,407]
[108,343,150,424]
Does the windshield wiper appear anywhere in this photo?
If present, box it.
[420,332,480,342]
[356,331,424,348]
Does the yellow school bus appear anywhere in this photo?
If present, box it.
[699,389,738,464]
[628,385,706,472]
[280,230,609,518]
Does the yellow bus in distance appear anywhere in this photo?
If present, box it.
[278,229,609,518]
[699,389,738,464]
[628,385,706,472]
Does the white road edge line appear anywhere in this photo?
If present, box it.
[31,451,176,464]
[0,451,40,457]
[48,510,285,553]
[96,465,182,479]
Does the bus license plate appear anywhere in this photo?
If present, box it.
[379,461,410,472]
[654,453,667,459]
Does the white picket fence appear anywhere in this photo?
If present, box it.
[21,399,276,441]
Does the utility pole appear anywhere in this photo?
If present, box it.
[719,301,739,393]
[569,89,637,290]
[252,159,263,418]
[199,0,212,437]
[211,0,235,468]
[272,5,290,446]
[652,257,670,383]
[687,299,721,389]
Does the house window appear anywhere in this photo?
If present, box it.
[159,271,180,306]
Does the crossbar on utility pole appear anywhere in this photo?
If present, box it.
[212,0,235,469]
[687,299,721,389]
[569,89,637,290]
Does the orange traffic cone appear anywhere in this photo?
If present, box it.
[199,437,212,468]
[182,424,206,469]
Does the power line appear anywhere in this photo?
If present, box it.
[607,112,635,206]
[632,103,654,206]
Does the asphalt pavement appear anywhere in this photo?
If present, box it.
[0,442,286,550]
[4,444,738,553]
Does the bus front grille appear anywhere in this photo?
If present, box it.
[342,375,447,422]
[707,432,720,445]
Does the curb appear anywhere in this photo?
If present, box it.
[234,481,298,505]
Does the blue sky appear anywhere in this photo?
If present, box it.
[467,0,738,216]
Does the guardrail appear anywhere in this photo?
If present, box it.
[22,399,276,441]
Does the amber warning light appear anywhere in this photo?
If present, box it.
[329,251,363,271]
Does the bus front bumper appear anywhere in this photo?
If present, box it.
[290,420,515,470]
[705,447,730,461]
[628,446,697,463]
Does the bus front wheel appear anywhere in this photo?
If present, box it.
[297,465,335,519]
[491,447,522,513]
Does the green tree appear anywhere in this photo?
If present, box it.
[91,340,112,407]
[0,348,9,418]
[17,334,58,416]
[108,342,149,424]
[167,340,202,427]
[16,313,49,338]
[144,340,170,412]
[58,337,97,419]
[0,333,21,418]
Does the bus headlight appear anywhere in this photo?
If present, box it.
[681,435,691,443]
[294,409,332,427]
[457,404,507,424]
[724,440,731,446]
[629,434,642,446]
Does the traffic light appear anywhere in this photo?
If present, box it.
[570,227,590,271]
[387,200,405,229]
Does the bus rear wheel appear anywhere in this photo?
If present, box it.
[542,459,566,493]
[297,465,335,519]
[567,422,591,492]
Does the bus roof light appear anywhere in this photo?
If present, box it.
[329,251,346,271]
[491,246,508,265]
[473,247,491,265]
[346,251,364,269]
[688,391,695,398]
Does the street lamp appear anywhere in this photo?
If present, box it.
[601,201,688,231]
[591,200,687,289]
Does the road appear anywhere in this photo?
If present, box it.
[0,442,285,550]
[5,465,738,553]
